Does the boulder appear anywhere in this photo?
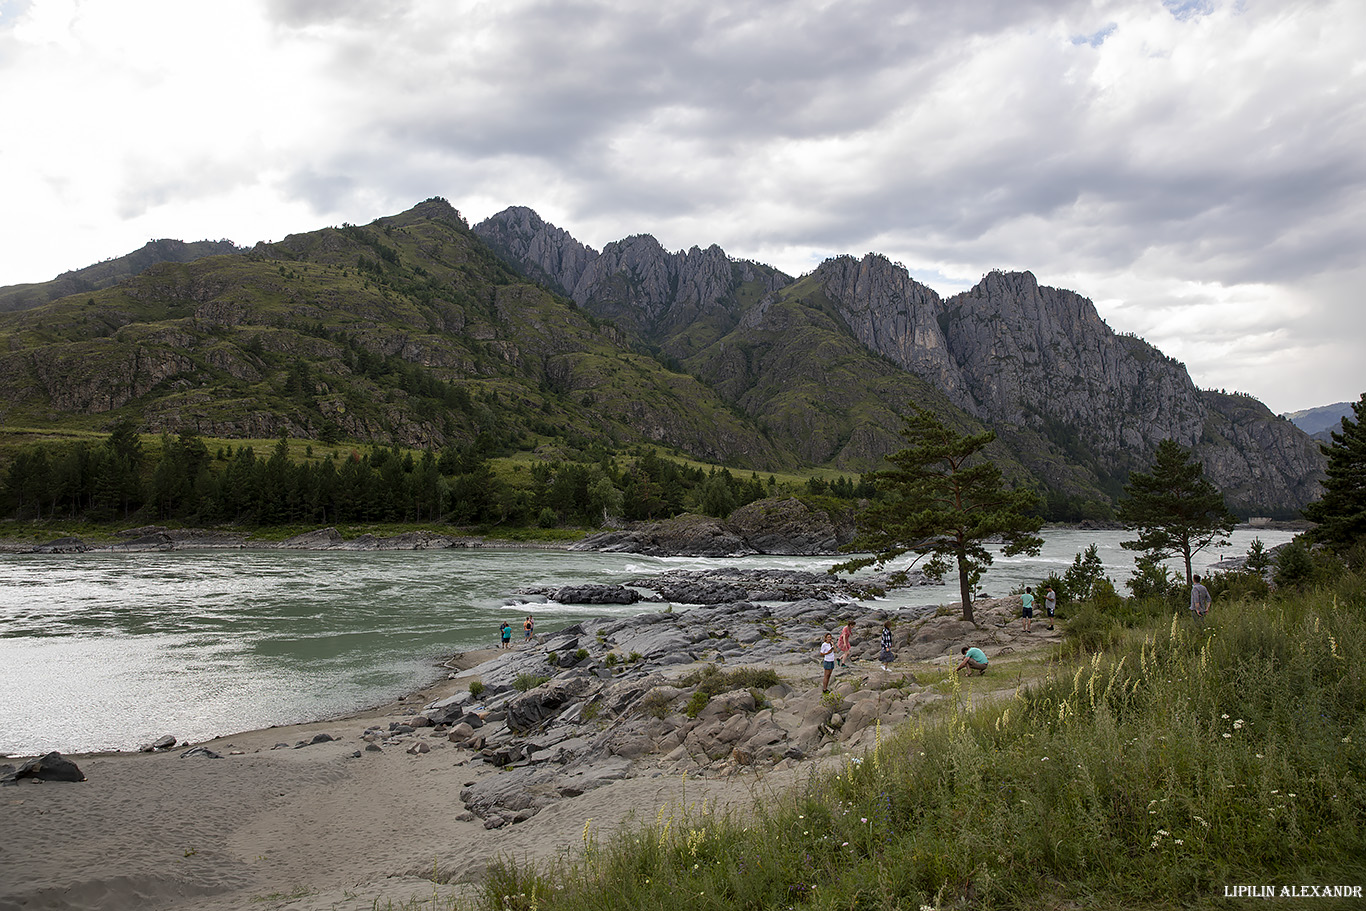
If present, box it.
[552,584,641,605]
[143,735,178,752]
[3,752,85,783]
[505,678,593,734]
[179,746,222,759]
[278,527,344,548]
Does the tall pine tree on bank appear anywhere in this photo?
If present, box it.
[834,406,1042,623]
[1117,439,1236,586]
[1303,393,1366,552]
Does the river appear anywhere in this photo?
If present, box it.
[0,527,1294,756]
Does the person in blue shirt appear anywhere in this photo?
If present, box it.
[957,646,989,675]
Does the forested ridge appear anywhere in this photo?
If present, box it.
[0,423,873,531]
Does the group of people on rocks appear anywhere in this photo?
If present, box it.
[498,615,536,649]
[498,571,1217,692]
[819,619,898,692]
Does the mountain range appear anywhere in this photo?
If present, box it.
[0,198,1324,517]
[1282,402,1356,442]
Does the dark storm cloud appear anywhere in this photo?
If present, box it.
[5,0,1359,409]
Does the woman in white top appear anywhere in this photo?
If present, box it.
[820,633,836,692]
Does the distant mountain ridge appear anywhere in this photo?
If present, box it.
[0,199,1324,518]
[474,207,1323,514]
[1283,402,1355,441]
[0,238,241,313]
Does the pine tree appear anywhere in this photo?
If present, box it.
[1117,439,1236,586]
[1303,393,1366,551]
[834,406,1042,622]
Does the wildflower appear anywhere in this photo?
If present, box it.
[1255,753,1264,758]
[1041,756,1049,761]
[1222,733,1232,739]
[861,817,868,824]
[1343,736,1352,743]
[1289,793,1296,798]
[1175,839,1184,845]
[1221,713,1230,719]
[1233,719,1244,729]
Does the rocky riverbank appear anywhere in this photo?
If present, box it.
[1,582,1057,911]
[0,497,859,557]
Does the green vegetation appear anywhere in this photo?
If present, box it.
[512,674,550,693]
[835,406,1043,622]
[677,664,782,696]
[1304,393,1366,554]
[1118,439,1237,586]
[463,568,1366,911]
[0,424,872,535]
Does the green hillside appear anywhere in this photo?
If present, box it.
[0,199,787,470]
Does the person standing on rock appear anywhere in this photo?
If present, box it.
[836,620,855,667]
[1021,587,1035,633]
[523,615,535,643]
[956,646,989,676]
[820,633,836,692]
[500,621,512,649]
[880,620,894,670]
[1045,586,1057,631]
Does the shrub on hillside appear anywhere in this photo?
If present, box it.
[1063,543,1108,601]
[1062,604,1121,653]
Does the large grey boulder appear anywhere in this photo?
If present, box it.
[505,678,594,734]
[552,584,642,605]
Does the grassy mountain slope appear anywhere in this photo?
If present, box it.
[0,238,241,314]
[0,200,787,468]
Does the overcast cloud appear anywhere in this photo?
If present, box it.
[1,0,1361,413]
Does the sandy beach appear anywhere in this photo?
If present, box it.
[0,649,824,911]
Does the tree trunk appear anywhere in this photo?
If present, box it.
[958,552,974,623]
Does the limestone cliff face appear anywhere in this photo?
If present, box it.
[474,208,789,356]
[1198,391,1324,512]
[839,267,1320,511]
[815,254,973,411]
[939,270,1206,456]
[433,207,1321,512]
[471,205,597,295]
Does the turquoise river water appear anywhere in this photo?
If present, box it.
[0,527,1293,756]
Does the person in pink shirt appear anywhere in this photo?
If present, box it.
[836,620,855,667]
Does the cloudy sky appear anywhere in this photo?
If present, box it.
[1,0,1362,414]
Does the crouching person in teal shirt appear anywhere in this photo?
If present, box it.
[956,646,989,676]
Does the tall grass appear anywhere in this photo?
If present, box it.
[462,576,1366,911]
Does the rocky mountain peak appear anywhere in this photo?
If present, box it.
[401,196,467,228]
[474,207,598,297]
[813,253,972,410]
[465,205,1321,513]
